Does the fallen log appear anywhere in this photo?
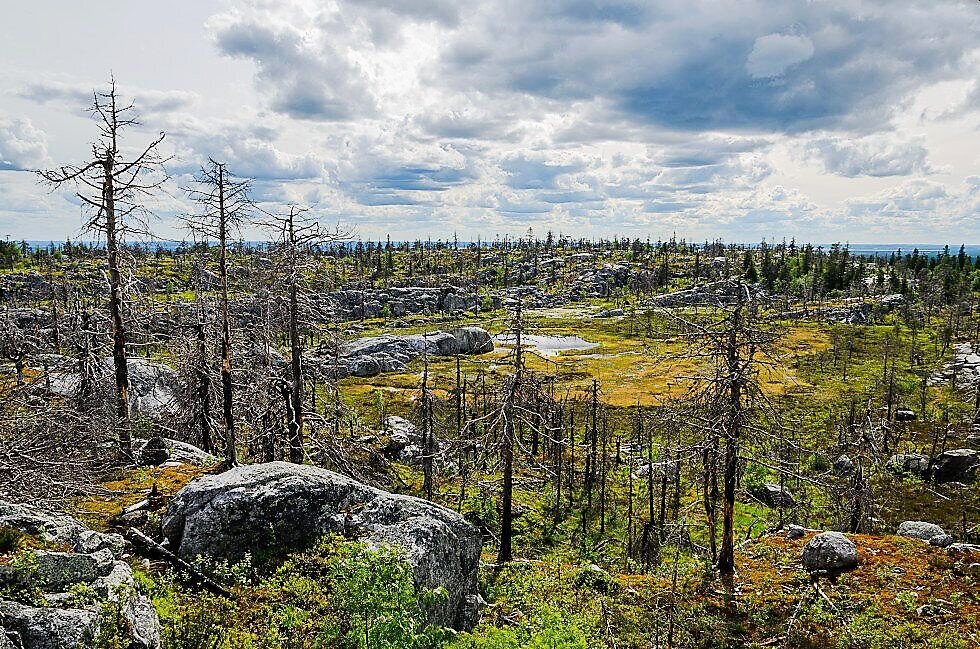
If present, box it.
[125,527,233,598]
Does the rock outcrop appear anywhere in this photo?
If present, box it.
[928,343,980,389]
[308,327,494,380]
[0,501,160,649]
[162,462,483,631]
[41,356,179,418]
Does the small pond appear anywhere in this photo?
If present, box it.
[492,333,599,357]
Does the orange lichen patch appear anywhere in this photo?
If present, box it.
[610,532,979,645]
[738,533,980,634]
[74,463,207,530]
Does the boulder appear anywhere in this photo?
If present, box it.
[886,453,929,479]
[931,449,979,484]
[897,521,947,543]
[929,534,954,548]
[786,524,806,540]
[802,531,857,574]
[593,308,624,318]
[382,416,438,464]
[634,460,679,480]
[833,454,855,476]
[0,601,98,649]
[450,327,493,355]
[751,483,796,508]
[947,543,980,555]
[138,436,170,467]
[29,550,104,591]
[161,462,482,631]
[133,437,217,467]
[894,408,917,422]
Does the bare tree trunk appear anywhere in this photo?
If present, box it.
[218,166,237,468]
[105,167,132,459]
[717,302,743,577]
[286,211,305,463]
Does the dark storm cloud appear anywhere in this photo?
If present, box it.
[436,0,977,133]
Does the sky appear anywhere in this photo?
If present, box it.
[0,0,978,243]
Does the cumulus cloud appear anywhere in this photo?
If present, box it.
[207,6,378,121]
[0,117,48,171]
[163,115,323,181]
[804,134,932,177]
[1,0,978,240]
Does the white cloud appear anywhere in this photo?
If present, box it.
[804,134,932,177]
[0,117,48,171]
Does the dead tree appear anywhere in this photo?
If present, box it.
[266,206,349,464]
[39,77,168,458]
[184,159,254,468]
[660,281,783,578]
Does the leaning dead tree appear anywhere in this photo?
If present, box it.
[38,77,168,459]
[184,159,254,468]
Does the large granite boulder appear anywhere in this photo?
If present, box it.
[802,531,858,574]
[0,501,160,649]
[161,462,482,630]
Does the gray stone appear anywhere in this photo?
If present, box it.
[138,436,170,466]
[786,524,806,540]
[0,600,97,649]
[30,551,101,591]
[894,408,917,422]
[929,534,954,548]
[74,530,124,556]
[382,416,438,465]
[802,531,858,573]
[0,500,160,649]
[450,327,493,355]
[162,462,482,631]
[593,308,624,318]
[133,438,216,467]
[833,454,855,476]
[947,543,980,555]
[896,521,946,542]
[931,449,978,484]
[886,453,929,479]
[752,483,796,508]
[634,460,679,480]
